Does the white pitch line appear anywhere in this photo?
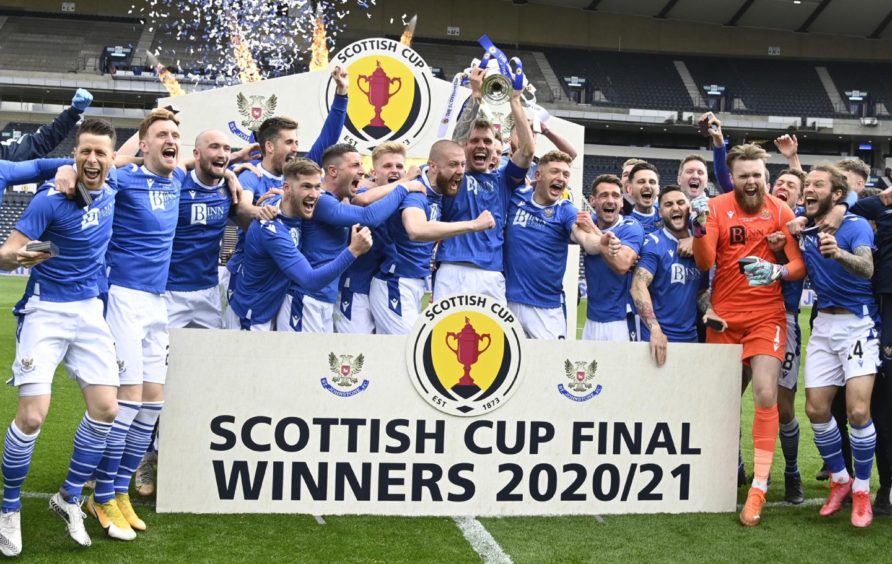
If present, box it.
[453,516,512,564]
[313,515,326,525]
[741,497,825,509]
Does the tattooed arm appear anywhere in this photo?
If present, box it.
[834,245,874,280]
[631,267,668,366]
[818,232,874,279]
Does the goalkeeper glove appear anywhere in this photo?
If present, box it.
[740,256,787,286]
[71,88,92,112]
[690,194,709,238]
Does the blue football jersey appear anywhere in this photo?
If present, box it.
[584,216,644,323]
[377,188,443,280]
[166,171,233,292]
[801,213,876,318]
[629,208,660,235]
[14,181,115,307]
[438,161,527,271]
[105,165,185,294]
[229,213,355,324]
[299,185,408,303]
[226,165,285,275]
[504,188,577,309]
[339,188,386,296]
[636,229,702,343]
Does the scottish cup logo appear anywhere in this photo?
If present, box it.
[406,295,523,416]
[322,38,432,152]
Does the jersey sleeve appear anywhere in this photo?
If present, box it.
[842,216,875,251]
[561,203,579,238]
[850,196,885,221]
[14,190,56,240]
[501,161,529,194]
[315,185,408,227]
[238,170,264,202]
[711,144,733,193]
[636,234,660,275]
[401,192,428,212]
[693,198,720,271]
[778,204,805,280]
[618,221,645,253]
[0,158,73,189]
[0,107,80,162]
[305,94,347,165]
[264,224,356,290]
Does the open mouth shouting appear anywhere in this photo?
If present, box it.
[687,178,701,194]
[639,187,655,206]
[160,145,178,166]
[301,195,318,217]
[803,193,819,215]
[548,182,565,200]
[668,209,686,229]
[472,149,489,169]
[82,165,102,186]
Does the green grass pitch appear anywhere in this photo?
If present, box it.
[0,275,889,562]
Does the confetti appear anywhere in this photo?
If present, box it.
[135,0,374,84]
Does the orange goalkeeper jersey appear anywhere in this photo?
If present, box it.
[693,192,805,316]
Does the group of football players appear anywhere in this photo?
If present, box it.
[0,62,890,556]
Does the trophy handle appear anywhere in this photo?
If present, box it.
[357,75,371,97]
[478,334,491,355]
[388,77,402,97]
[445,332,459,354]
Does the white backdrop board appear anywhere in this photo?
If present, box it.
[158,299,742,517]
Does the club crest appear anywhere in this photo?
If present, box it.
[321,352,370,397]
[558,359,603,402]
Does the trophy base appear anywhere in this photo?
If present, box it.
[451,383,480,399]
[363,124,392,137]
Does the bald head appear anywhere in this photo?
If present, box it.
[429,139,463,164]
[193,129,232,184]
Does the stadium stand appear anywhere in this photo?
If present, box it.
[545,48,695,111]
[0,16,141,73]
[684,56,839,118]
[824,61,892,117]
[0,191,31,243]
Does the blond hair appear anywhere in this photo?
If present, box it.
[139,108,179,140]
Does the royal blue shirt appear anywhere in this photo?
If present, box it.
[166,171,233,292]
[227,165,285,275]
[851,195,892,294]
[584,216,644,323]
[13,181,115,307]
[504,188,577,309]
[629,208,660,235]
[298,185,409,303]
[801,213,876,318]
[438,161,527,271]
[338,188,386,296]
[376,187,443,280]
[106,165,185,294]
[229,213,356,324]
[636,228,702,343]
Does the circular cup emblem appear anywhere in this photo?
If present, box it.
[322,38,432,153]
[406,295,524,417]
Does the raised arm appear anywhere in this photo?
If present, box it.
[773,134,802,171]
[509,91,535,170]
[452,66,484,145]
[305,67,349,165]
[0,90,88,161]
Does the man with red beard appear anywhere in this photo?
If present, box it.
[692,143,805,527]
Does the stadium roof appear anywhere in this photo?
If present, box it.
[519,0,892,39]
